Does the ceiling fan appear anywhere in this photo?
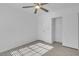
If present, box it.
[22,3,48,14]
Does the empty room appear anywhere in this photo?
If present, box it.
[0,3,79,56]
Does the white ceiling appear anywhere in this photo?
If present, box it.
[47,3,79,11]
[0,3,79,12]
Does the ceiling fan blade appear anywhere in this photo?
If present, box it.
[34,3,39,5]
[34,9,38,14]
[40,7,48,12]
[41,3,48,5]
[22,6,34,8]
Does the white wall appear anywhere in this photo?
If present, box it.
[0,4,38,52]
[38,12,57,43]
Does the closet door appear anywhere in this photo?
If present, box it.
[62,13,78,49]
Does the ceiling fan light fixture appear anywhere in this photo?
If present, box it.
[35,6,40,9]
[22,3,48,14]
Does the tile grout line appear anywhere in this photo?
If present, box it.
[35,45,49,50]
[17,50,24,56]
[28,45,49,55]
[27,47,42,55]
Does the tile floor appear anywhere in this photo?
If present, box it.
[0,40,79,56]
[10,43,53,56]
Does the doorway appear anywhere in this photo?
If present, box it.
[52,17,63,43]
